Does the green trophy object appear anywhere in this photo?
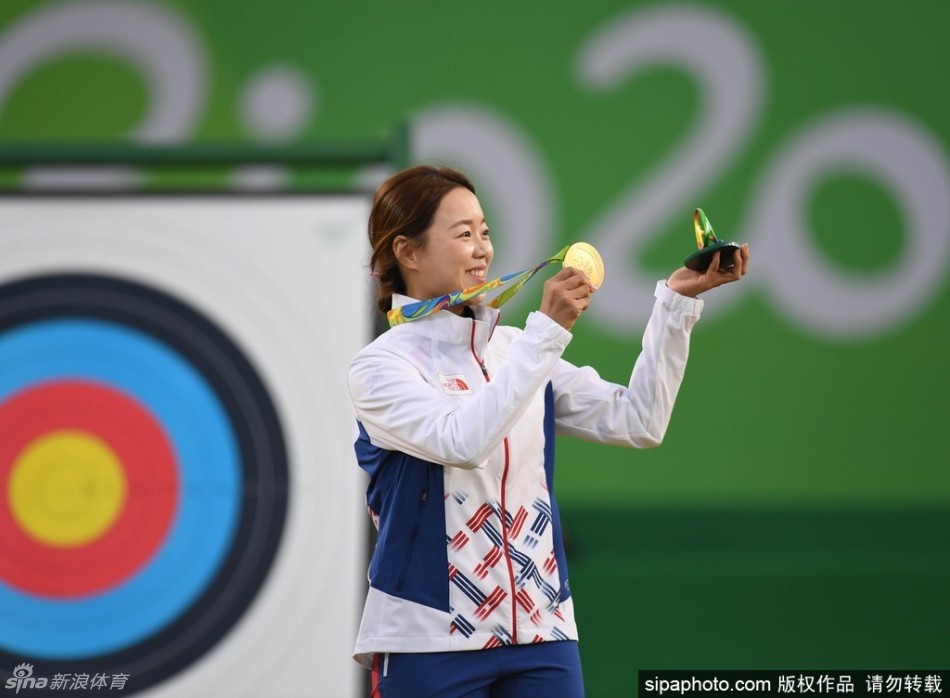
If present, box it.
[684,208,740,272]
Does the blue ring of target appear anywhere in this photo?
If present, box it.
[0,274,289,693]
[0,317,241,657]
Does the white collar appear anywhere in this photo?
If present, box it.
[390,293,500,345]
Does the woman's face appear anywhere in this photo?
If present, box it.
[399,187,494,305]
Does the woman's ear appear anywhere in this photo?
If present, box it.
[393,235,419,271]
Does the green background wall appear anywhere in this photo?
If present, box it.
[1,1,947,695]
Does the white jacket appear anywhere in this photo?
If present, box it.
[348,281,703,668]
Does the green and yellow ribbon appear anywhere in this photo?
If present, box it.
[387,245,570,327]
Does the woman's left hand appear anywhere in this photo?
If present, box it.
[666,243,750,298]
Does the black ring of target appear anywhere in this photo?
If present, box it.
[0,273,289,695]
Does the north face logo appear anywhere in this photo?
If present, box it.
[439,374,472,394]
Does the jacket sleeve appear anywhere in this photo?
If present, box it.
[348,311,572,469]
[551,281,703,447]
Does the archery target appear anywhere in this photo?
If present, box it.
[0,195,370,696]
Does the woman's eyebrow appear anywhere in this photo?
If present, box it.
[449,218,487,229]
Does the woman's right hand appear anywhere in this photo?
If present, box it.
[540,267,595,331]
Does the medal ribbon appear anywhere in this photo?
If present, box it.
[387,245,569,327]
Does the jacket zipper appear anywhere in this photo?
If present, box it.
[499,437,518,644]
[470,319,518,644]
[396,487,428,591]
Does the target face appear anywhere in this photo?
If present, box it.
[0,273,288,689]
[0,194,369,697]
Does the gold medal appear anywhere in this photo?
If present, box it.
[563,242,605,289]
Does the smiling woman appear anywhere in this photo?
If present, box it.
[393,186,493,306]
[368,166,481,314]
[348,164,749,697]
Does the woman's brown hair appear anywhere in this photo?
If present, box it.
[369,165,475,314]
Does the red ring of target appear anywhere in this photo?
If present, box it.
[0,380,179,598]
